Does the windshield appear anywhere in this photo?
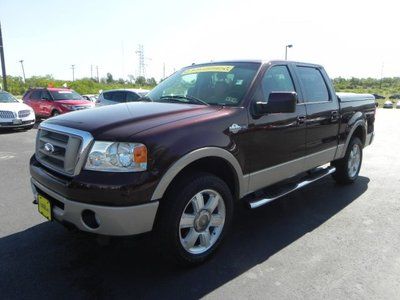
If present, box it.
[146,62,261,106]
[0,92,19,103]
[50,90,83,100]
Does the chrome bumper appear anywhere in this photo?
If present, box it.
[31,178,159,236]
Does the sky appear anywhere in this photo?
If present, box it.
[1,0,399,81]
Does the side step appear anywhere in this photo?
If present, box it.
[248,166,336,209]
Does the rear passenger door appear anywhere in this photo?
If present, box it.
[295,65,340,160]
[40,90,53,116]
[26,90,42,115]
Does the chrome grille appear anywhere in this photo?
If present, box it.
[18,110,31,118]
[35,124,93,176]
[0,110,15,119]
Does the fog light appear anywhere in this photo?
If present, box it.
[81,210,100,229]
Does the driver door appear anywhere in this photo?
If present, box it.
[245,65,307,192]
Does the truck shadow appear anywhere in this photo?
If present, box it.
[0,176,369,299]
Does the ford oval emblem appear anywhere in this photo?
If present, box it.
[44,143,55,153]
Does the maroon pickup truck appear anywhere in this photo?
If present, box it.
[30,60,375,265]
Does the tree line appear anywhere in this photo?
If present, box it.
[1,73,158,96]
[2,75,400,98]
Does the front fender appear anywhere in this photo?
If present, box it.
[150,147,247,200]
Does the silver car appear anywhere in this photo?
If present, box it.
[97,89,149,106]
[396,100,400,109]
[383,100,393,108]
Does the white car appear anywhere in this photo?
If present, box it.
[396,101,400,109]
[0,91,35,129]
[96,89,149,106]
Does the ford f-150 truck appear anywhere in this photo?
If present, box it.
[30,60,375,265]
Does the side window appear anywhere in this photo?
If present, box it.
[103,92,112,100]
[126,92,140,102]
[112,91,127,103]
[297,67,330,103]
[254,66,295,101]
[29,90,42,100]
[41,90,52,100]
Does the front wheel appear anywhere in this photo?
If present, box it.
[156,172,233,266]
[331,137,363,184]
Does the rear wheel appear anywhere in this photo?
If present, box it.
[51,110,60,117]
[331,137,363,184]
[156,172,233,266]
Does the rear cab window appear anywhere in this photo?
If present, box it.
[296,66,330,103]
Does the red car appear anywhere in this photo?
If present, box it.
[23,88,94,118]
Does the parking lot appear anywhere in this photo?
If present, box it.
[0,109,399,299]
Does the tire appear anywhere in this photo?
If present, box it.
[51,110,60,117]
[331,137,363,184]
[156,172,234,266]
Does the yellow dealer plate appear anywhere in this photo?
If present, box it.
[182,65,234,75]
[38,194,52,221]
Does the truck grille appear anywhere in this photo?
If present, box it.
[35,124,93,176]
[18,110,31,118]
[0,110,15,119]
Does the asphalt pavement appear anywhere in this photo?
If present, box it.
[0,109,399,299]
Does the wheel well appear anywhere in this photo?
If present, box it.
[352,125,366,146]
[164,157,239,201]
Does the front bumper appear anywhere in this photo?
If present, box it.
[0,118,35,128]
[31,178,159,236]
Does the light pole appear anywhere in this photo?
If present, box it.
[19,60,26,82]
[71,64,75,81]
[285,44,293,60]
[0,22,7,91]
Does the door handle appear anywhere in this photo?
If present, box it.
[297,115,306,124]
[331,111,339,121]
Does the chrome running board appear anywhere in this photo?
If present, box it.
[248,166,336,209]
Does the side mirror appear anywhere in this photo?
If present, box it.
[255,92,297,115]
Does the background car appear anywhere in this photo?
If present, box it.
[372,93,385,99]
[396,100,400,109]
[23,87,94,118]
[383,100,393,108]
[389,94,400,99]
[96,88,149,106]
[0,91,35,129]
[82,94,98,102]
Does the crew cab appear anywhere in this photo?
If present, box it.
[29,60,375,265]
[23,88,94,118]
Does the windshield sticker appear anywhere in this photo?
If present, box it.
[58,91,72,94]
[182,65,234,74]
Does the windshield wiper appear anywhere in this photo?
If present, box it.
[159,95,209,106]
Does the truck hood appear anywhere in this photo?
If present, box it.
[44,102,223,139]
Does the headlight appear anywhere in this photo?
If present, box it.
[84,141,147,172]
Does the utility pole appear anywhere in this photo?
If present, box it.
[96,65,99,82]
[0,22,7,91]
[19,60,26,82]
[90,64,93,79]
[135,44,145,78]
[163,62,165,79]
[71,64,75,81]
[379,63,384,89]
